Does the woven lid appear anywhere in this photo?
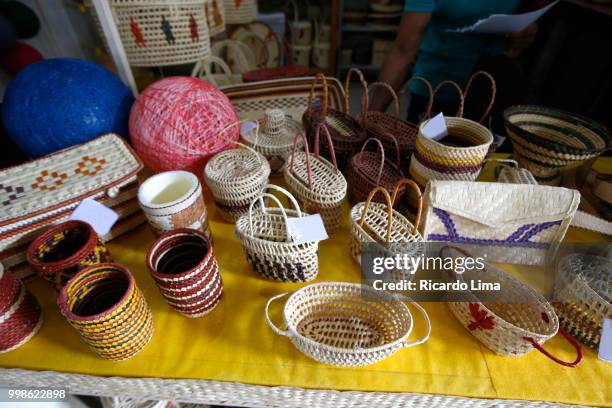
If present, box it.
[242,109,301,150]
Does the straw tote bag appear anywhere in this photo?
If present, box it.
[242,33,309,83]
[421,181,580,265]
[284,123,347,235]
[191,55,242,88]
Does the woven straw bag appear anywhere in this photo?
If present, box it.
[349,184,424,270]
[242,33,309,83]
[303,72,367,171]
[191,55,242,88]
[241,109,303,175]
[204,0,225,36]
[443,246,582,367]
[504,105,611,185]
[494,159,538,185]
[553,253,611,349]
[235,184,319,282]
[312,19,330,69]
[204,121,271,223]
[288,0,312,47]
[265,282,431,367]
[347,137,405,204]
[223,0,257,24]
[284,124,347,235]
[212,39,256,74]
[87,0,211,67]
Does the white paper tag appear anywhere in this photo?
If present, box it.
[422,112,448,141]
[286,214,328,244]
[598,318,612,363]
[69,198,119,236]
[240,121,257,136]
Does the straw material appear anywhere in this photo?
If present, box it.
[242,33,309,83]
[235,185,318,282]
[553,254,611,349]
[223,0,257,24]
[204,0,225,36]
[212,39,255,74]
[191,55,242,88]
[495,161,538,185]
[312,20,330,69]
[284,124,347,235]
[504,105,611,185]
[265,282,430,367]
[58,263,153,361]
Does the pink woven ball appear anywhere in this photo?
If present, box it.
[129,76,239,174]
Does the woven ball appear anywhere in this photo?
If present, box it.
[2,58,134,158]
[129,76,239,174]
[0,1,40,38]
[0,42,43,75]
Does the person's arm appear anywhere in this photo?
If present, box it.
[369,12,432,112]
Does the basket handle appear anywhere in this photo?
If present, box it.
[249,193,290,240]
[289,0,299,25]
[359,186,393,242]
[523,315,583,368]
[359,137,386,186]
[463,71,496,124]
[265,291,292,337]
[288,131,313,190]
[399,296,431,348]
[365,82,400,120]
[307,73,329,120]
[379,132,401,168]
[432,80,465,118]
[402,76,434,120]
[217,119,263,162]
[195,55,234,88]
[344,68,368,115]
[390,179,422,235]
[314,123,339,173]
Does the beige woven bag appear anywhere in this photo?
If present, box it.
[265,281,431,367]
[284,124,347,235]
[211,39,256,74]
[235,184,318,282]
[223,0,257,24]
[191,55,242,88]
[204,120,271,222]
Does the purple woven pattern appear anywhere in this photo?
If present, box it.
[428,208,561,249]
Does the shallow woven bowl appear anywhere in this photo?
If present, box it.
[504,105,610,183]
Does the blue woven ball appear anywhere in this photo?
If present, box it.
[2,58,134,157]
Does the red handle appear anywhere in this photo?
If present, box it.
[524,326,583,368]
[314,123,339,173]
[288,131,313,189]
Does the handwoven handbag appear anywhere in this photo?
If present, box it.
[504,105,611,185]
[553,253,611,349]
[312,19,330,69]
[223,0,257,24]
[265,281,431,367]
[242,33,309,83]
[204,0,226,36]
[0,134,143,280]
[204,121,271,223]
[191,55,243,88]
[421,181,581,265]
[284,123,347,235]
[303,72,367,171]
[287,0,312,47]
[212,39,256,74]
[443,246,582,367]
[87,0,211,67]
[235,184,318,282]
[347,137,405,204]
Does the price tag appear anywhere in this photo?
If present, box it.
[286,214,328,244]
[69,198,119,236]
[422,112,448,141]
[240,121,257,136]
[599,318,612,363]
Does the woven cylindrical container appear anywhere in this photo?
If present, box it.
[204,121,271,222]
[27,220,111,290]
[291,44,311,66]
[205,0,225,36]
[87,0,211,67]
[241,109,303,175]
[504,105,611,185]
[0,263,43,353]
[409,117,493,188]
[265,282,431,367]
[223,0,257,24]
[553,254,611,349]
[284,124,347,235]
[147,228,223,317]
[444,247,582,367]
[303,72,367,171]
[58,263,153,361]
[347,137,405,204]
[235,184,319,282]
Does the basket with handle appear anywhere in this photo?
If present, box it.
[264,281,431,367]
[223,0,257,24]
[492,159,538,185]
[191,55,242,88]
[443,246,583,367]
[235,184,319,282]
[284,123,347,235]
[204,120,271,222]
[242,32,309,83]
[312,19,330,69]
[347,137,405,204]
[204,0,226,36]
[287,0,312,47]
[212,39,256,74]
[303,72,367,171]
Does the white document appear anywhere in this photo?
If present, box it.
[448,0,559,34]
[599,318,612,363]
[69,198,119,236]
[422,113,448,141]
[286,214,328,244]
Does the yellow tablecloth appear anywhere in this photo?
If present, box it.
[1,159,611,406]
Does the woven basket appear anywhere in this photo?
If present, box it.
[27,220,112,291]
[349,184,424,270]
[284,124,347,235]
[553,253,611,349]
[347,137,405,204]
[212,39,256,74]
[265,282,431,367]
[242,33,309,83]
[58,263,154,361]
[87,0,211,67]
[288,0,312,47]
[312,19,330,69]
[504,105,611,185]
[241,109,303,175]
[303,72,367,171]
[409,116,493,188]
[147,228,223,318]
[444,246,582,367]
[204,121,271,223]
[0,263,42,353]
[192,55,243,88]
[205,0,225,36]
[223,0,257,24]
[235,184,318,282]
[493,159,538,185]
